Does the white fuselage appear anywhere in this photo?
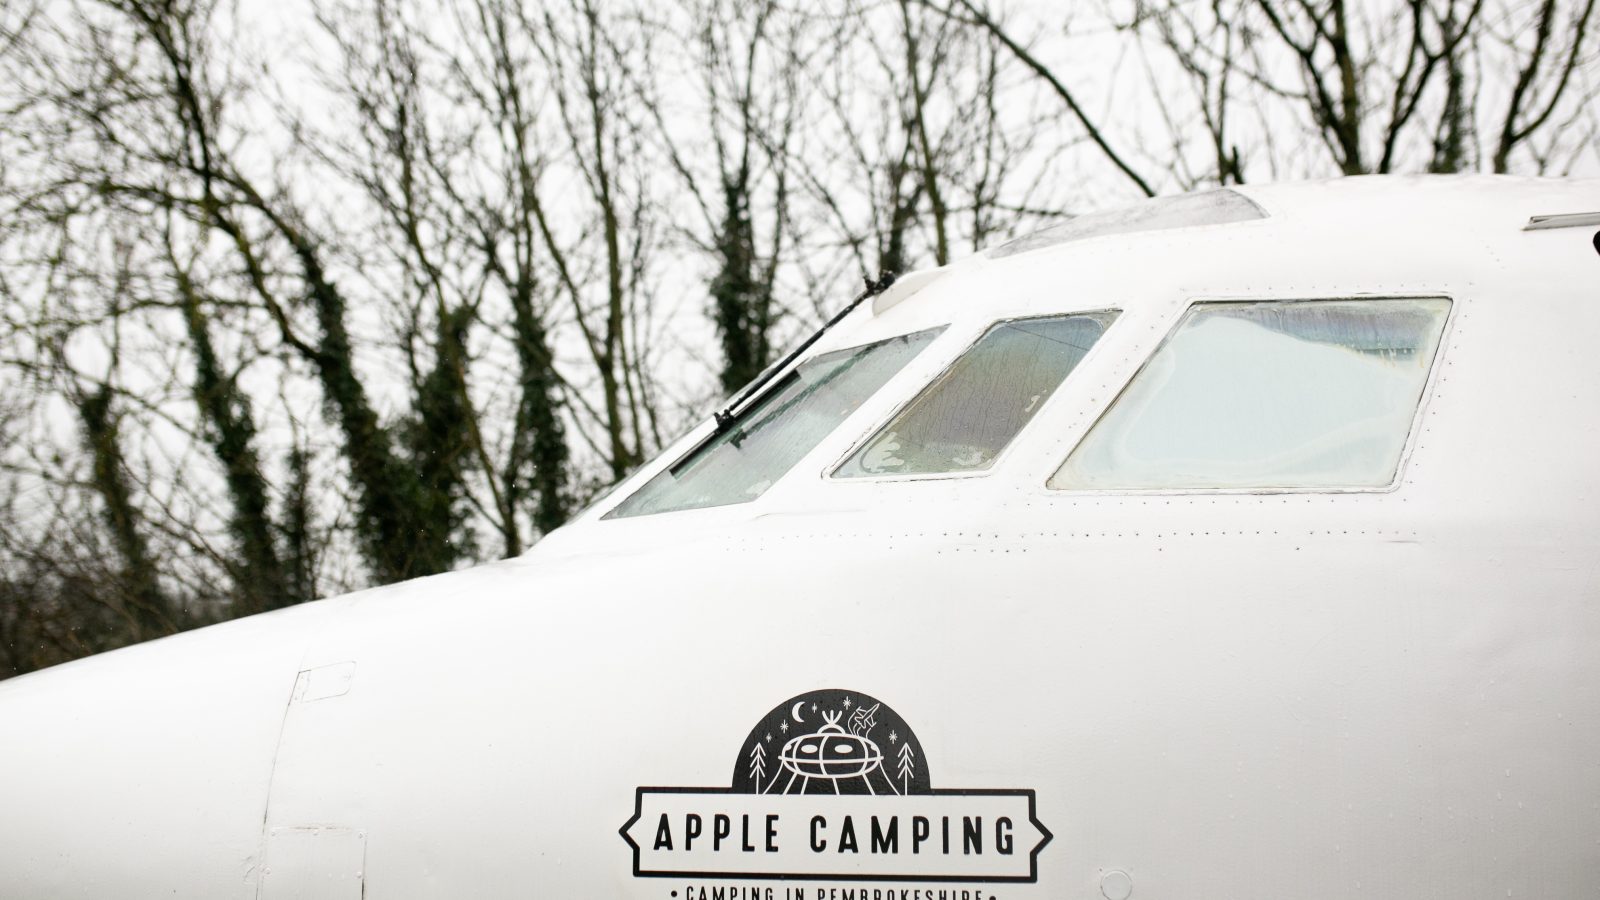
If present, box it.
[2,176,1598,899]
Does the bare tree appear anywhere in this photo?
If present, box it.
[454,0,575,542]
[1489,0,1598,172]
[0,0,1595,680]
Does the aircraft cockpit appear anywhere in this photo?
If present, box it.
[6,176,1600,900]
[594,183,1466,530]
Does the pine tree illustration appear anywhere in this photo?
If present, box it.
[896,742,917,794]
[748,742,768,790]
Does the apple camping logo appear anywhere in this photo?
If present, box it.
[621,688,1051,884]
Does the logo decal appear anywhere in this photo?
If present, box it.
[620,689,1051,883]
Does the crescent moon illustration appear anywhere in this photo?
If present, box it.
[790,701,807,723]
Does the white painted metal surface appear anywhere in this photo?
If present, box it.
[1,175,1597,899]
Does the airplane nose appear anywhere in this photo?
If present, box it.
[0,601,340,898]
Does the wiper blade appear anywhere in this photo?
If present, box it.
[712,271,897,434]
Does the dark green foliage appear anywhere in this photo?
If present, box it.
[281,445,318,605]
[711,167,773,395]
[300,266,459,583]
[75,386,175,640]
[0,566,140,680]
[178,279,293,613]
[403,305,477,567]
[507,289,570,540]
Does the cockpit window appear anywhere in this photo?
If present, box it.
[987,189,1266,260]
[835,313,1116,478]
[1050,298,1450,491]
[607,328,943,517]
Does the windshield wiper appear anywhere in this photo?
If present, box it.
[711,271,898,434]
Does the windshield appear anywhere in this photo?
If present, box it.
[836,313,1116,477]
[606,328,944,517]
[1051,298,1450,490]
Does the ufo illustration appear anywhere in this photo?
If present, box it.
[779,710,884,787]
[735,690,928,796]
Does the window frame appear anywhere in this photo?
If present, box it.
[601,326,951,519]
[1046,294,1456,497]
[825,309,1123,484]
[583,324,963,522]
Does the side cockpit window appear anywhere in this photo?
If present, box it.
[607,328,943,517]
[836,313,1117,478]
[1051,298,1450,491]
